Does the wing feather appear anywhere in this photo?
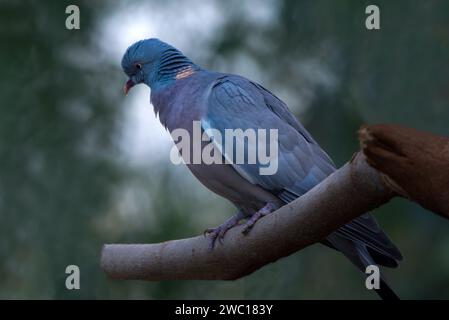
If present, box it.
[202,75,401,266]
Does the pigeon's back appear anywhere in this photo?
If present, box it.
[198,73,402,273]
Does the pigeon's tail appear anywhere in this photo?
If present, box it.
[376,278,400,300]
[325,236,400,300]
[278,191,402,299]
[355,242,399,300]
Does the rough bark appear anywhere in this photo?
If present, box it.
[359,124,449,218]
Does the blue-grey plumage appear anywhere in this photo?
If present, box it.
[121,38,403,299]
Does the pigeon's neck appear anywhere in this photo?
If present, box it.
[151,48,200,88]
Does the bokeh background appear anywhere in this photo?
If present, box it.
[1,0,449,299]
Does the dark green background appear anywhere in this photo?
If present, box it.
[1,0,448,299]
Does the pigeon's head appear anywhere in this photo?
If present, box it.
[121,38,196,94]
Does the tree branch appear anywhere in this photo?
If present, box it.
[359,124,449,218]
[101,152,395,280]
[101,124,449,281]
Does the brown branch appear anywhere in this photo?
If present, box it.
[101,152,395,281]
[359,124,449,218]
[101,124,449,281]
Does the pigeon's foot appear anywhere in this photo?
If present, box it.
[204,211,244,250]
[242,202,278,234]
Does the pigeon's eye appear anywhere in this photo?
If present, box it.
[135,63,142,70]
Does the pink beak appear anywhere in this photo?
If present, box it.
[123,79,135,95]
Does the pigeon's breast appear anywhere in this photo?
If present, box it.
[151,71,220,133]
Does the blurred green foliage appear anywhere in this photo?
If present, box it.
[1,0,448,299]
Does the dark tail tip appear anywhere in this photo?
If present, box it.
[375,279,400,300]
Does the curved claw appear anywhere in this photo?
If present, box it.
[203,228,214,237]
[204,226,229,250]
[241,223,253,234]
[203,211,244,250]
[241,216,258,234]
[206,231,219,251]
[241,202,278,234]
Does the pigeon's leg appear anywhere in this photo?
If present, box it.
[242,202,278,234]
[204,210,245,250]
